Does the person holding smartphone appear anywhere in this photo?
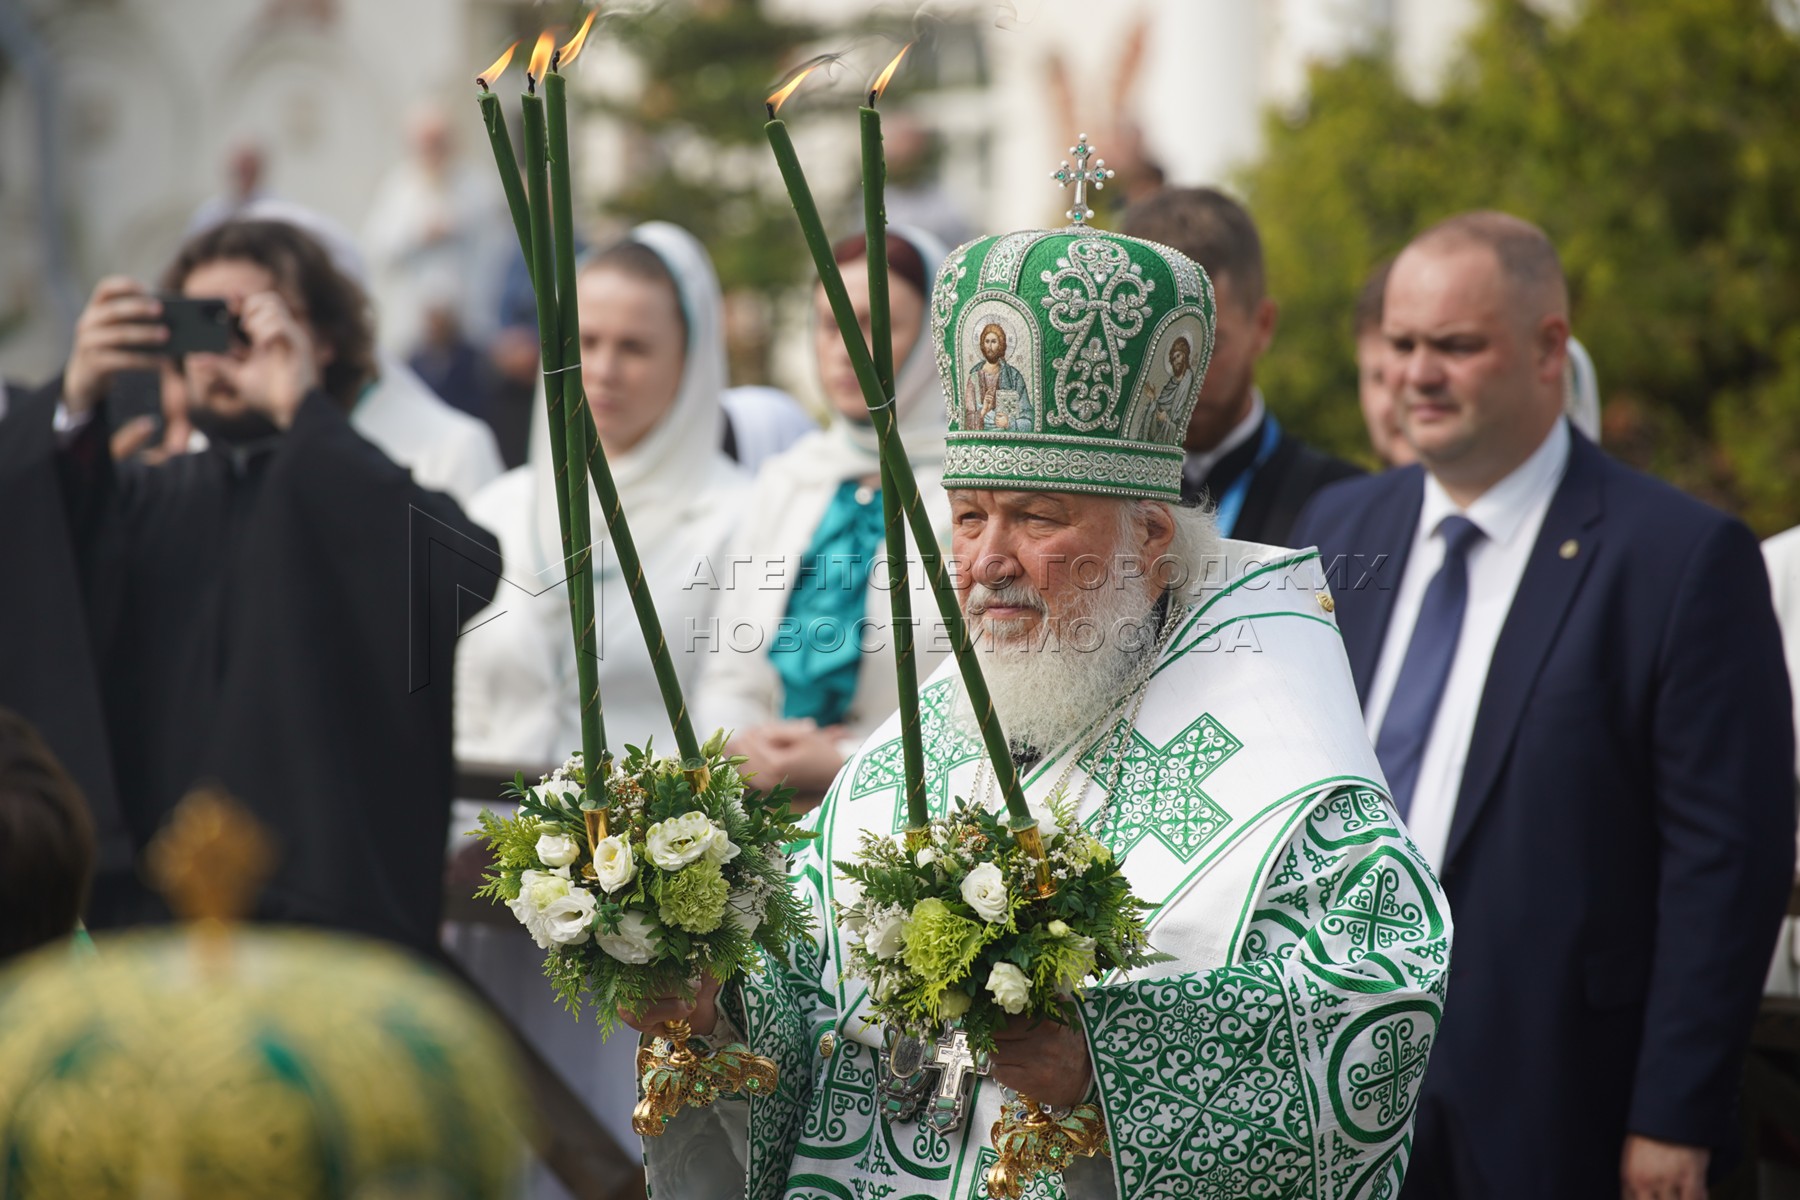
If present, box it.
[0,218,499,951]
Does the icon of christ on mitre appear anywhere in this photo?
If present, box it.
[632,145,1452,1200]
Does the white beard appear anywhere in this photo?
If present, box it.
[957,576,1161,760]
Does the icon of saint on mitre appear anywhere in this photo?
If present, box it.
[1131,333,1195,442]
[964,320,1034,432]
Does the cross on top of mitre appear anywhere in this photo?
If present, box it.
[1051,133,1115,226]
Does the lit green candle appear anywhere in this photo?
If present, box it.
[860,47,927,838]
[546,16,701,766]
[543,16,607,783]
[764,76,1033,833]
[521,35,596,799]
[474,42,534,289]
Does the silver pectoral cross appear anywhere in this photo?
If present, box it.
[1051,133,1115,226]
[925,1027,992,1134]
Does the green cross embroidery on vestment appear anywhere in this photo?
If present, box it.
[849,680,985,833]
[1327,1002,1440,1144]
[1079,712,1241,860]
[1320,859,1429,959]
[1345,1015,1432,1127]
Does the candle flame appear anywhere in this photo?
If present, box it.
[558,10,596,70]
[528,31,556,83]
[766,64,820,116]
[476,40,517,89]
[870,43,912,104]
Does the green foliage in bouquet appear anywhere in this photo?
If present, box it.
[475,731,816,1036]
[835,796,1169,1052]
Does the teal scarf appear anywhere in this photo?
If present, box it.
[770,480,886,726]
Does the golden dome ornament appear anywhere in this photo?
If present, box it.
[0,789,528,1199]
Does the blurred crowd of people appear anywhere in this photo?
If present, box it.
[2,104,1798,1200]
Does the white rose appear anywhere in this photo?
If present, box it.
[542,887,598,945]
[536,778,582,810]
[939,989,973,1020]
[645,812,727,871]
[535,830,581,868]
[595,909,662,964]
[726,890,763,936]
[703,828,741,867]
[842,905,869,936]
[509,868,576,950]
[986,962,1031,1014]
[866,909,907,960]
[916,847,938,868]
[1046,919,1072,938]
[590,835,636,894]
[960,862,1010,924]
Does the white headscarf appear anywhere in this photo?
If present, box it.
[782,225,950,489]
[524,221,736,577]
[1564,334,1601,442]
[457,223,745,766]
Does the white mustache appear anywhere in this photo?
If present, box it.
[966,581,1047,616]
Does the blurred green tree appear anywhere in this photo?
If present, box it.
[573,0,948,384]
[1244,0,1800,532]
[574,0,819,382]
[595,1,817,292]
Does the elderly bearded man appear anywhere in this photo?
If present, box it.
[627,226,1452,1199]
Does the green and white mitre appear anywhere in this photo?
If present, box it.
[930,180,1215,500]
[640,140,1451,1200]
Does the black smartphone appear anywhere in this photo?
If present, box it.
[157,296,240,356]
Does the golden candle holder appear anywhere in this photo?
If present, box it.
[985,1094,1110,1199]
[632,1018,780,1137]
[1008,822,1057,898]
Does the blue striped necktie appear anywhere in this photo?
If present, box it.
[1375,514,1486,821]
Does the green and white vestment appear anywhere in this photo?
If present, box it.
[644,544,1453,1199]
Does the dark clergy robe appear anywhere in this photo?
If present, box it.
[0,381,500,952]
[1182,408,1364,547]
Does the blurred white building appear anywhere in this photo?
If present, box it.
[0,0,1482,383]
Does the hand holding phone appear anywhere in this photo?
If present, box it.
[62,277,166,416]
[234,291,318,430]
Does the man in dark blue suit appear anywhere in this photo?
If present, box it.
[1293,211,1794,1200]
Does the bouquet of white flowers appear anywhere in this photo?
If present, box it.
[836,795,1166,1198]
[475,732,814,1134]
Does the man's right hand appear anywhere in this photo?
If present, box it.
[618,973,723,1040]
[64,278,167,416]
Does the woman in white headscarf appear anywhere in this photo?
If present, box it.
[449,223,746,1177]
[699,228,952,804]
[456,222,748,763]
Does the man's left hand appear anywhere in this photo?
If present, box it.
[1620,1134,1709,1200]
[237,291,319,429]
[989,1014,1093,1108]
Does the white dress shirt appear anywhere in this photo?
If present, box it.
[1364,418,1572,868]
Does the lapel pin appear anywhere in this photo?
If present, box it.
[1559,539,1579,560]
[1317,593,1336,613]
